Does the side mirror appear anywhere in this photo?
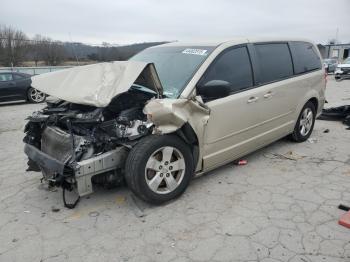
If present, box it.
[197,80,231,101]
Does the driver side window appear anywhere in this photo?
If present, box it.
[201,46,254,94]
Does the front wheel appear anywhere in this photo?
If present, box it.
[290,101,316,142]
[125,135,194,204]
[27,87,46,103]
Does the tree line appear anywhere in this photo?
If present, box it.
[0,25,167,67]
[0,25,67,66]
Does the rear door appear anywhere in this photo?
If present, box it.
[247,42,298,144]
[288,41,324,115]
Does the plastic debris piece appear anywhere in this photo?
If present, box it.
[234,159,248,165]
[307,138,318,143]
[338,204,350,211]
[51,207,60,212]
[339,211,350,229]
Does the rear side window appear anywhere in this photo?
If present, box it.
[201,46,253,93]
[290,42,321,74]
[254,43,294,84]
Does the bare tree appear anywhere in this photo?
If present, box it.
[0,25,28,66]
[30,34,45,66]
[39,37,66,66]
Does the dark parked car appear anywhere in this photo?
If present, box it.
[0,72,46,103]
[335,58,350,81]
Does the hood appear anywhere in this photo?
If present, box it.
[31,61,163,107]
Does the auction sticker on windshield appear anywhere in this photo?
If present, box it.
[182,49,208,56]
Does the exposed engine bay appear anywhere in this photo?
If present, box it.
[24,88,155,207]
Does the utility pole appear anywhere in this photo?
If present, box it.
[335,28,339,44]
[69,33,80,66]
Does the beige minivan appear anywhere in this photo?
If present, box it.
[24,38,325,206]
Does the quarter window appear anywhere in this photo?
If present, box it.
[201,46,253,93]
[290,42,321,74]
[254,43,294,84]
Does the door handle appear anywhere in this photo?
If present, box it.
[247,96,259,103]
[263,91,273,99]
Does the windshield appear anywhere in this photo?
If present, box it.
[130,46,215,98]
[344,58,350,64]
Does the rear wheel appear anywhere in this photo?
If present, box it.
[27,87,46,103]
[125,135,194,204]
[290,101,316,142]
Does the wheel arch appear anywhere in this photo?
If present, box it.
[294,88,322,122]
[308,97,318,112]
[174,123,200,171]
[25,86,32,100]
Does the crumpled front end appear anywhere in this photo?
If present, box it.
[24,89,155,206]
[23,61,211,207]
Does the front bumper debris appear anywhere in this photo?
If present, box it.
[24,144,127,196]
[24,144,65,175]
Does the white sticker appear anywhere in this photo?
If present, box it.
[182,48,208,56]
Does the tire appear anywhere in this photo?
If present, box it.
[125,134,194,204]
[290,101,316,142]
[27,87,46,103]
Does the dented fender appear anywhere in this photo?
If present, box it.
[144,98,210,171]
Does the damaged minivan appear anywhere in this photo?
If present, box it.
[24,38,325,207]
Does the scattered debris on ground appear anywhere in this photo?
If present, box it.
[51,207,60,212]
[307,138,318,143]
[319,105,350,129]
[264,151,306,161]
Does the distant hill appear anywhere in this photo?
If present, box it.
[63,41,169,61]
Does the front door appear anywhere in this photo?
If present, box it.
[196,45,264,170]
[0,73,18,101]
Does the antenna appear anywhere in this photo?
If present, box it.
[69,33,80,66]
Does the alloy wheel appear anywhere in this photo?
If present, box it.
[299,107,313,136]
[30,88,45,103]
[145,146,186,194]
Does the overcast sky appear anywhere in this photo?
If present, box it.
[1,0,349,45]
